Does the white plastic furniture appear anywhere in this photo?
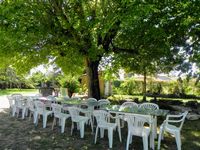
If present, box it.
[119,102,139,128]
[120,102,139,110]
[158,111,188,150]
[34,101,53,128]
[10,94,23,117]
[7,96,16,116]
[139,102,159,138]
[51,103,70,133]
[68,107,89,138]
[47,95,57,102]
[26,97,36,121]
[124,113,152,150]
[11,93,23,99]
[82,98,98,130]
[93,110,122,149]
[139,103,159,110]
[85,98,98,110]
[98,99,111,109]
[15,97,28,119]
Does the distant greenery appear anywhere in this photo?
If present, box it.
[0,89,38,96]
[112,77,200,96]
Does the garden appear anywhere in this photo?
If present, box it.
[1,0,200,150]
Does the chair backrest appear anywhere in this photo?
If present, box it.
[68,107,81,121]
[98,99,111,108]
[166,111,188,130]
[7,96,15,106]
[34,101,45,113]
[93,110,110,124]
[120,102,138,110]
[47,95,57,101]
[139,102,159,110]
[51,103,62,115]
[124,113,151,136]
[32,94,42,100]
[15,97,25,107]
[71,97,81,101]
[27,97,35,111]
[86,98,98,110]
[11,94,23,101]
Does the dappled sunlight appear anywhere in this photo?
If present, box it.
[192,141,200,147]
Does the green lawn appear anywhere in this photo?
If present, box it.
[0,89,38,96]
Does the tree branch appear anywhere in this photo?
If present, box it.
[111,41,139,55]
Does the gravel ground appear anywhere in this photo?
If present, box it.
[0,95,199,150]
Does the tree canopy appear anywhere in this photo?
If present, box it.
[1,0,200,99]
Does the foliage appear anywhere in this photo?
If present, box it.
[1,0,200,99]
[112,77,200,97]
[0,67,33,89]
[59,75,80,94]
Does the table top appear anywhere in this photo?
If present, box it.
[101,105,169,116]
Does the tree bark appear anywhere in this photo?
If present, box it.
[143,70,147,101]
[85,57,101,100]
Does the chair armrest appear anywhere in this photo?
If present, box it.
[166,118,185,123]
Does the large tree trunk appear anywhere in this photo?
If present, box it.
[143,70,147,101]
[86,57,101,100]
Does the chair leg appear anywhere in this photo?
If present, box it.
[34,113,38,125]
[157,128,163,150]
[129,135,132,144]
[22,108,26,119]
[95,126,99,144]
[43,115,48,128]
[126,132,131,150]
[116,118,122,142]
[16,108,19,118]
[142,135,148,150]
[175,132,181,150]
[100,128,104,138]
[52,117,56,130]
[154,117,158,139]
[89,117,94,133]
[108,129,113,149]
[12,107,16,117]
[61,118,66,133]
[71,122,74,135]
[29,112,32,121]
[79,121,85,138]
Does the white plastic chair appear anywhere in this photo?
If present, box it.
[158,111,188,150]
[85,98,98,109]
[68,107,89,138]
[119,102,139,128]
[120,102,138,110]
[139,102,159,138]
[47,95,57,102]
[81,98,98,130]
[26,97,36,121]
[51,103,70,133]
[98,99,111,109]
[124,113,152,150]
[15,97,28,119]
[93,110,122,149]
[34,101,53,128]
[7,96,16,116]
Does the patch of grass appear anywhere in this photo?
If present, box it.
[0,89,38,96]
[108,94,200,104]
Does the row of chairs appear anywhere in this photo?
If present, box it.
[88,100,188,150]
[7,94,188,150]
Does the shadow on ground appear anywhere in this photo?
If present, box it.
[0,109,199,150]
